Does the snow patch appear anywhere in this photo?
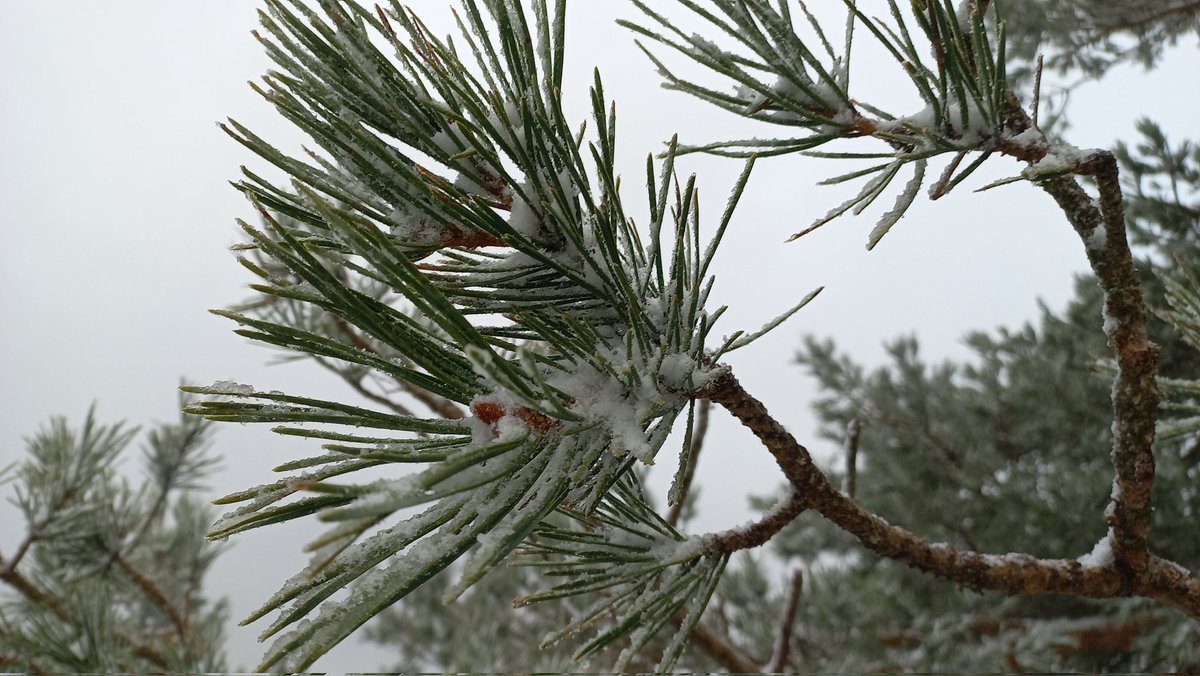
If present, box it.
[208,380,254,394]
[1078,531,1114,567]
[508,191,540,238]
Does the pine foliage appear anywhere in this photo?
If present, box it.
[1000,0,1200,81]
[191,0,1200,670]
[0,399,227,672]
[188,0,758,669]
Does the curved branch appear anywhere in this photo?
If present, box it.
[702,486,806,555]
[697,370,1200,618]
[998,96,1160,577]
[1039,158,1159,578]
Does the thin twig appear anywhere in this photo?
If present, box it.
[667,398,711,527]
[2,536,35,575]
[768,568,805,673]
[113,553,189,643]
[704,487,806,554]
[845,418,861,500]
[312,356,417,417]
[928,151,967,200]
[1031,54,1044,129]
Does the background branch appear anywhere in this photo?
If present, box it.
[768,568,805,673]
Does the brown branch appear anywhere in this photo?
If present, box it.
[0,560,69,622]
[675,611,762,674]
[697,370,1200,618]
[669,480,807,673]
[2,535,35,575]
[113,553,188,643]
[667,398,711,527]
[1037,158,1159,578]
[330,315,466,419]
[991,92,1161,578]
[844,418,861,500]
[1031,54,1044,129]
[768,568,805,673]
[704,487,806,555]
[929,151,967,200]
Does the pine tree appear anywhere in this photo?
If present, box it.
[0,397,228,671]
[186,0,1200,670]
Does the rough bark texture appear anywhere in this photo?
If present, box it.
[1038,160,1160,579]
[697,370,1200,618]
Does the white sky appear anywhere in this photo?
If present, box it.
[1,1,1196,671]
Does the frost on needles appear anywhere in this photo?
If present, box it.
[185,0,759,670]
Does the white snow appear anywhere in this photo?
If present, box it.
[209,380,255,394]
[1101,298,1118,337]
[507,191,541,238]
[1077,531,1114,567]
[899,100,991,143]
[430,130,460,156]
[657,353,696,390]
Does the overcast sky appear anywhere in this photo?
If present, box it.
[2,1,1197,670]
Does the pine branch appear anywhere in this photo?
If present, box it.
[1038,161,1159,578]
[995,101,1161,578]
[703,487,806,554]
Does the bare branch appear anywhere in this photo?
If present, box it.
[1032,54,1044,129]
[844,418,861,500]
[677,612,762,674]
[698,370,1200,618]
[768,568,805,673]
[2,536,35,575]
[1038,157,1160,577]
